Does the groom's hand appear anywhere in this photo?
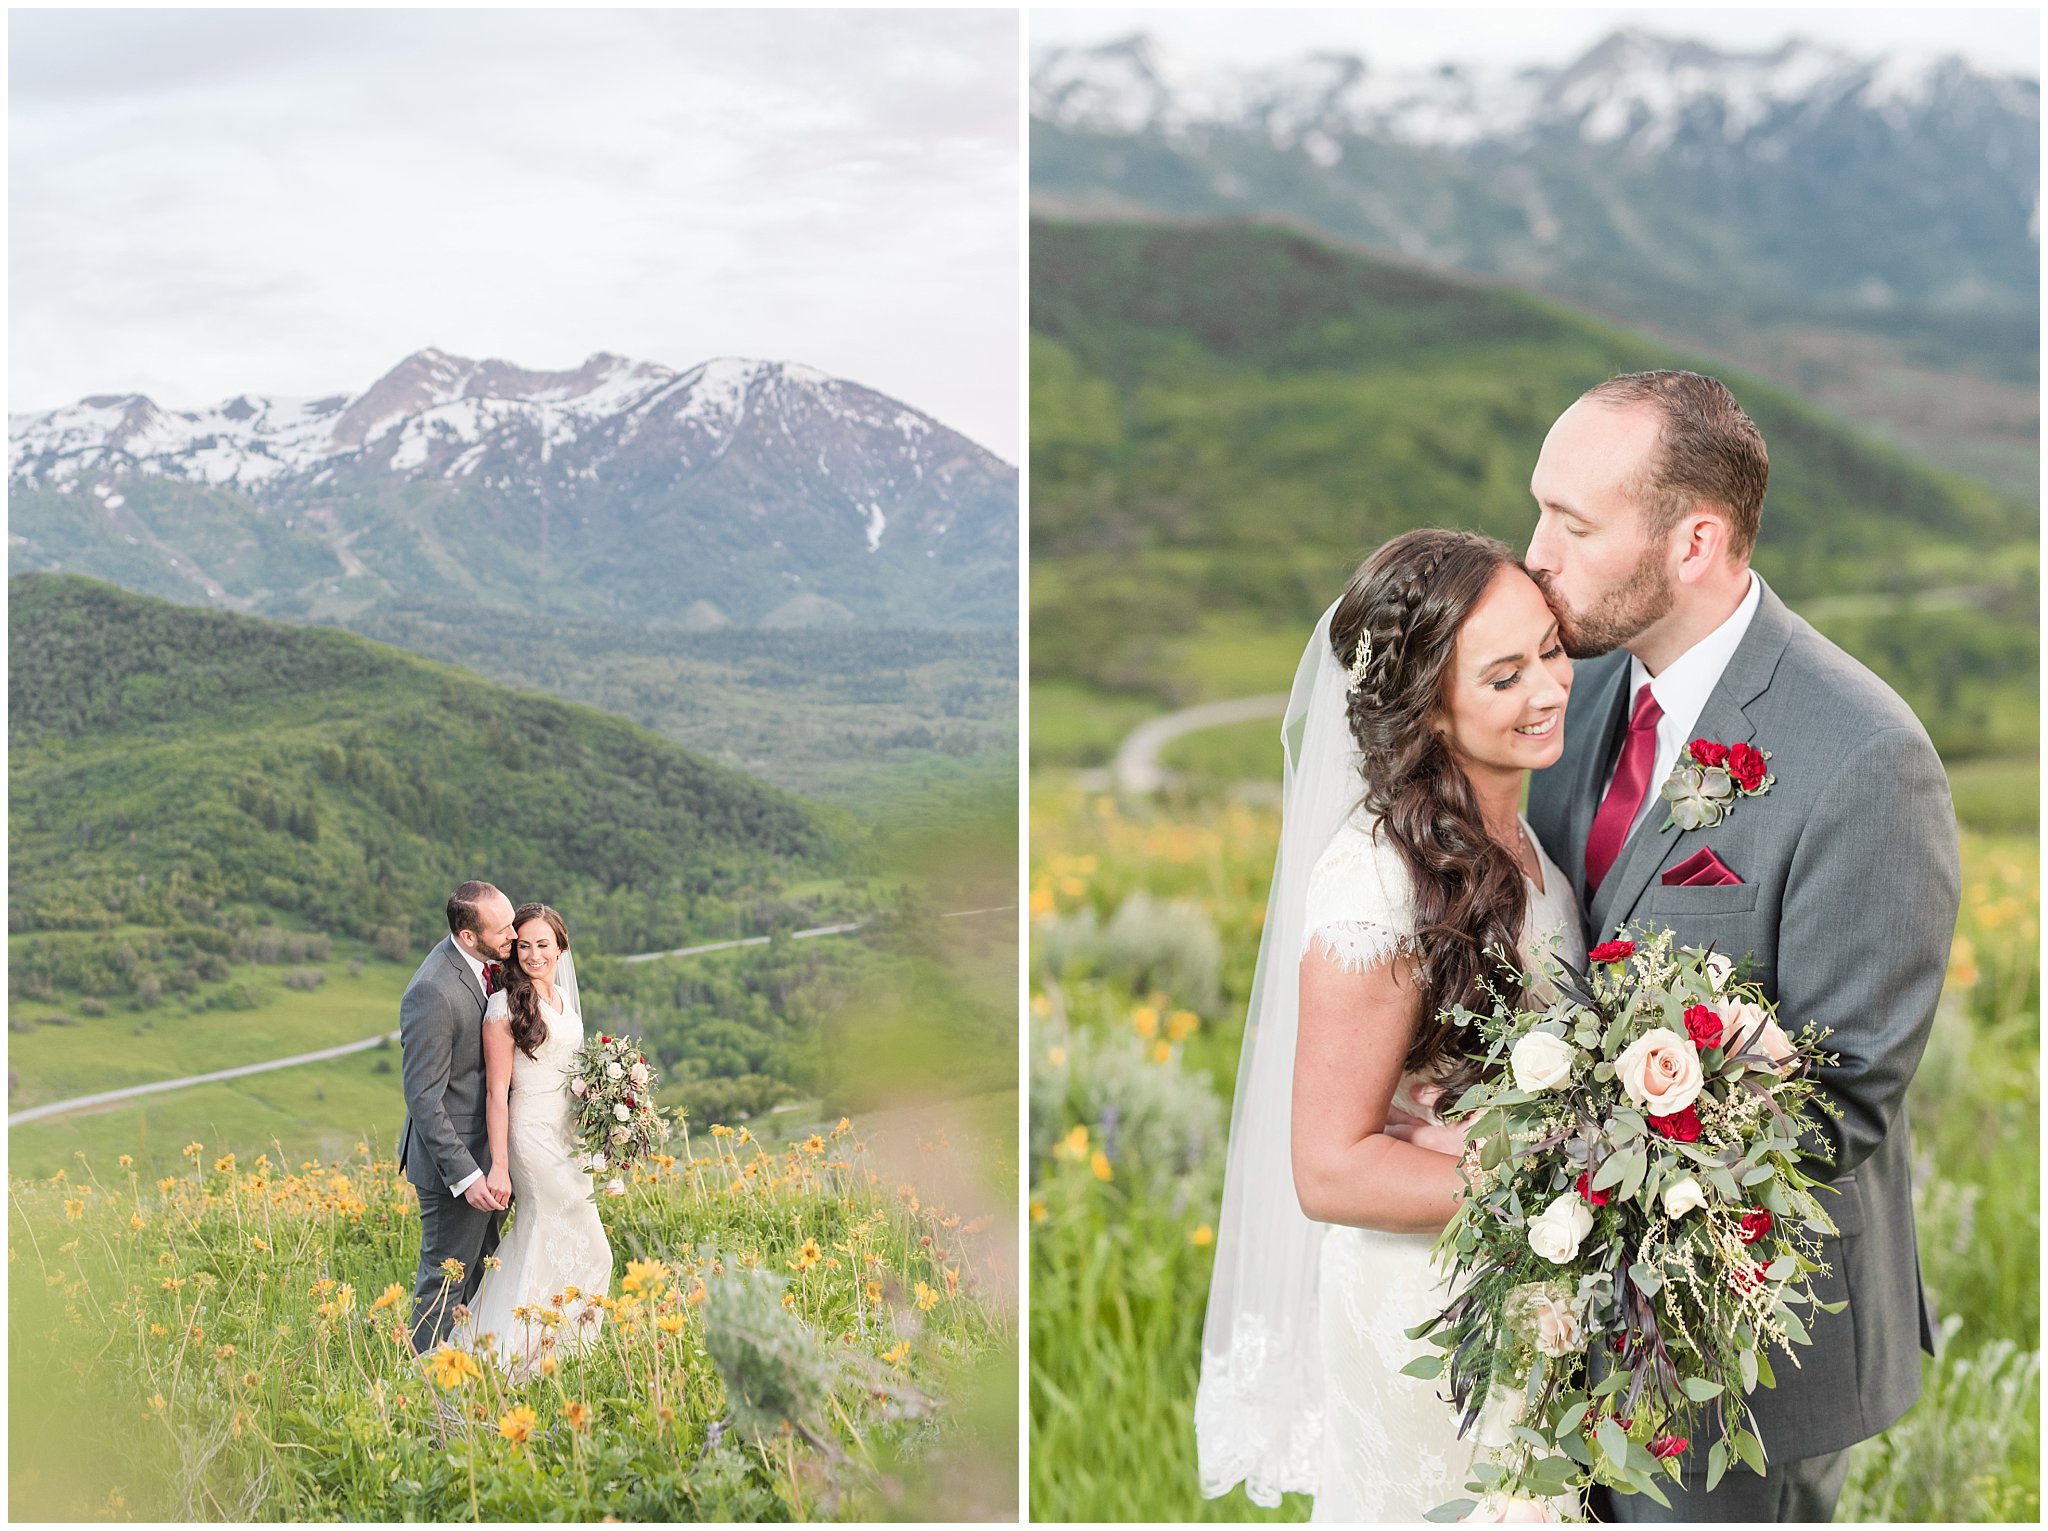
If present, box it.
[462,1178,502,1212]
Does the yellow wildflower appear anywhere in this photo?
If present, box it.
[538,1354,560,1377]
[656,1312,685,1334]
[1056,1125,1088,1161]
[866,1279,882,1305]
[1091,1150,1113,1182]
[214,1344,236,1360]
[1030,1199,1048,1223]
[914,1280,939,1311]
[147,1393,167,1413]
[370,1282,407,1314]
[789,1238,822,1273]
[882,1340,910,1366]
[1152,1040,1173,1064]
[214,1154,236,1174]
[1167,1009,1200,1042]
[427,1345,483,1389]
[498,1405,538,1444]
[118,1154,133,1168]
[565,1400,592,1432]
[803,1134,826,1155]
[943,1265,960,1298]
[182,1143,202,1159]
[621,1258,671,1296]
[438,1257,465,1281]
[1190,1224,1215,1247]
[687,1281,708,1306]
[1132,1005,1162,1037]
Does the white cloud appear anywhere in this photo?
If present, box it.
[9,8,1022,459]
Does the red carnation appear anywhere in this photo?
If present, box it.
[1731,1258,1768,1294]
[1648,1105,1702,1143]
[1683,1003,1724,1050]
[1612,1414,1634,1432]
[1651,1435,1689,1460]
[1727,743,1767,792]
[1576,1171,1610,1208]
[1739,1209,1774,1245]
[1688,739,1729,769]
[1588,940,1636,964]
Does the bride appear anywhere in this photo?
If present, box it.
[1195,530,1588,1520]
[462,902,613,1372]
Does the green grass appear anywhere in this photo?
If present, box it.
[1028,784,2038,1521]
[10,1112,1014,1520]
[7,939,407,1110]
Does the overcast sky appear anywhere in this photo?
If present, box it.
[1032,6,2039,78]
[10,8,1022,459]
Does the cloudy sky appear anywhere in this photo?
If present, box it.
[10,8,1022,458]
[1031,6,2039,77]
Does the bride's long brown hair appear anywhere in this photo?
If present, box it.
[1328,529,1531,1093]
[500,902,571,1061]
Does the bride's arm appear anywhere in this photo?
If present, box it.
[1290,947,1465,1234]
[482,1016,514,1210]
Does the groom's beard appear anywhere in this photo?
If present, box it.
[1534,547,1674,660]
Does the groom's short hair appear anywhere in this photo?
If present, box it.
[446,880,503,938]
[1582,371,1768,561]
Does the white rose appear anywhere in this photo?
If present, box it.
[1466,1495,1563,1523]
[570,1078,588,1097]
[614,1102,631,1122]
[1702,952,1736,992]
[606,1062,625,1081]
[1615,1027,1705,1116]
[630,1062,651,1087]
[1529,1292,1585,1357]
[1661,1175,1708,1218]
[604,1178,625,1196]
[1510,1030,1576,1092]
[1474,1383,1526,1448]
[1526,1192,1594,1263]
[590,1153,607,1172]
[611,1126,631,1144]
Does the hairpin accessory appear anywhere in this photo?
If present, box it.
[1346,632,1374,693]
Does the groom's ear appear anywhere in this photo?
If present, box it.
[1671,508,1732,585]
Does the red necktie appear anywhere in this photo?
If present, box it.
[1584,683,1663,897]
[481,963,499,996]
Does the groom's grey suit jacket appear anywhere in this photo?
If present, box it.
[397,935,495,1194]
[1527,577,1959,1461]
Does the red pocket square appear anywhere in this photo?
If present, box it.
[1664,847,1742,886]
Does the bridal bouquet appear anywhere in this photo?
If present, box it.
[1410,930,1840,1521]
[568,1032,673,1192]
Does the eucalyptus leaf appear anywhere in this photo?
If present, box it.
[1400,1353,1445,1380]
[1706,1439,1730,1492]
[1780,1307,1811,1346]
[1596,1419,1629,1469]
[1755,1348,1777,1390]
[1555,1399,1591,1436]
[1680,1377,1724,1402]
[1738,1347,1758,1393]
[1559,1432,1594,1468]
[1628,1262,1663,1299]
[1423,1501,1476,1523]
[1733,1429,1768,1476]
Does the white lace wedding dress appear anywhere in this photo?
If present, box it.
[1302,808,1584,1522]
[462,989,613,1373]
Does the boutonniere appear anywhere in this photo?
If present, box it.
[1660,738,1773,831]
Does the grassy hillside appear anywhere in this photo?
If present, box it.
[1030,218,2035,763]
[10,573,845,956]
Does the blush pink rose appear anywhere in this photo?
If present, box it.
[1615,1027,1705,1115]
[1729,1001,1798,1064]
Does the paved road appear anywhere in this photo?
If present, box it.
[1111,692,1290,795]
[8,904,1015,1128]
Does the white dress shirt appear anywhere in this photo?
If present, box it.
[1607,572,1763,842]
[446,940,492,1199]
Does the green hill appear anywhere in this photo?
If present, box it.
[9,573,845,961]
[1030,218,2035,761]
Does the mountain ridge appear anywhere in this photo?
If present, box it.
[10,348,1018,630]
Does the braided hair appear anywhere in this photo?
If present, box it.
[1328,529,1530,1092]
[499,903,570,1061]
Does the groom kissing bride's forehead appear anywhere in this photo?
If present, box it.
[1525,372,1960,1522]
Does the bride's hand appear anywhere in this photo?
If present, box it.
[485,1165,512,1210]
[1381,1104,1472,1159]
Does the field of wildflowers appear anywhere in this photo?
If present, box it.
[11,1115,1014,1521]
[1029,784,2038,1523]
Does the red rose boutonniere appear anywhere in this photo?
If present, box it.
[1660,738,1773,831]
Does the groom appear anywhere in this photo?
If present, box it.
[1523,372,1960,1520]
[398,879,517,1353]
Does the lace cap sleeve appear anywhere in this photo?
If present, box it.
[1300,811,1419,973]
[484,991,509,1023]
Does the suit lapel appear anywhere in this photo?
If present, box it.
[438,936,489,1013]
[1590,579,1797,937]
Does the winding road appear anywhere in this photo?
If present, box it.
[8,905,1015,1128]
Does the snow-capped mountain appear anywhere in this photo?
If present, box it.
[1033,28,2037,163]
[1030,28,2037,403]
[10,349,1017,628]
